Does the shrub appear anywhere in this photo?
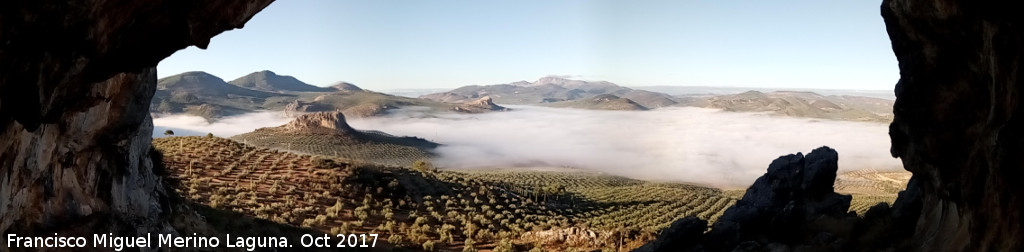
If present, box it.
[493,239,514,252]
[421,240,436,252]
[387,234,405,247]
[413,160,435,173]
[462,238,477,252]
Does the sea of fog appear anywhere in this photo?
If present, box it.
[152,106,902,188]
[152,111,292,138]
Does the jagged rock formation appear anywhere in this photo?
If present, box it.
[0,0,272,244]
[883,1,1024,251]
[639,147,865,251]
[283,100,332,117]
[452,96,510,113]
[281,111,357,133]
[645,1,1024,251]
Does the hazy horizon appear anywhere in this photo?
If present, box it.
[152,106,901,188]
[154,69,897,100]
[157,0,897,91]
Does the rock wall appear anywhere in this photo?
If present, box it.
[0,0,273,244]
[883,1,1024,251]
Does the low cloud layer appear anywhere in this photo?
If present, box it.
[151,106,902,188]
[347,106,902,188]
[152,111,291,138]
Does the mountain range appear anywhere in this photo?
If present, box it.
[420,76,894,122]
[420,76,678,110]
[153,71,893,123]
[151,71,507,120]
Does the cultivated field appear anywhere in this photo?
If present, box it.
[835,169,910,214]
[230,129,434,167]
[155,136,739,251]
[154,136,904,251]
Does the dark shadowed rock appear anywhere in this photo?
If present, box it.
[0,0,272,242]
[702,147,855,251]
[639,147,863,252]
[883,1,1024,250]
[634,217,708,252]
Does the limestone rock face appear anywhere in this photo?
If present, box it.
[283,100,331,117]
[283,111,357,133]
[0,0,273,242]
[453,96,510,113]
[883,1,1024,251]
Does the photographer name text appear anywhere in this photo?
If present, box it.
[6,233,378,251]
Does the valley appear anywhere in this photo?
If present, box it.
[154,135,906,251]
[150,71,908,251]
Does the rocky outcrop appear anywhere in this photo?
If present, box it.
[0,0,272,243]
[282,111,357,133]
[646,2,1024,251]
[639,147,864,251]
[452,96,509,113]
[883,1,1024,251]
[283,100,332,117]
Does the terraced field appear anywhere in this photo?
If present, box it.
[154,136,907,251]
[459,170,735,231]
[155,137,740,251]
[231,130,433,167]
[835,169,911,215]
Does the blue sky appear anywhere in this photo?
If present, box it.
[157,0,898,91]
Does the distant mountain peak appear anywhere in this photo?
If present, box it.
[530,76,618,89]
[330,81,364,92]
[228,70,330,92]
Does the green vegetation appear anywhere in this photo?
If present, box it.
[230,129,435,167]
[154,136,898,251]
